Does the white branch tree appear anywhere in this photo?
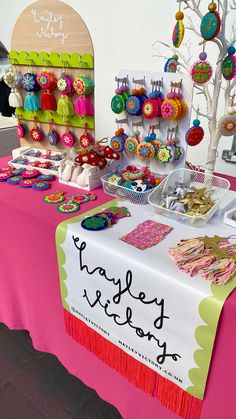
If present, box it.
[153,0,236,173]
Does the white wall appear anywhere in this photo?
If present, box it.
[0,0,235,176]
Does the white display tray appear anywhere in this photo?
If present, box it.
[223,208,236,228]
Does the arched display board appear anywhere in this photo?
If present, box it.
[10,0,94,151]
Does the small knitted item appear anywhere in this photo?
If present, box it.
[32,181,50,191]
[125,137,139,156]
[44,192,65,204]
[137,142,155,161]
[157,145,175,164]
[57,201,80,213]
[7,175,24,185]
[218,114,236,136]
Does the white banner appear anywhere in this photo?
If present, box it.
[57,200,236,398]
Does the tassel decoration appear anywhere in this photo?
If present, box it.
[75,96,94,116]
[9,89,23,107]
[24,92,40,111]
[169,235,236,285]
[57,96,74,117]
[41,91,57,111]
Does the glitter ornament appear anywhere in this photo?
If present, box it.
[191,50,213,85]
[222,46,236,80]
[200,1,221,41]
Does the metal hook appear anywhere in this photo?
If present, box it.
[131,118,143,127]
[132,77,145,85]
[115,76,128,84]
[115,117,128,124]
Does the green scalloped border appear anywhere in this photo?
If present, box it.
[187,275,236,399]
[56,199,118,310]
[15,108,94,130]
[9,50,94,69]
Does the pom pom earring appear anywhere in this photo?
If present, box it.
[37,71,57,111]
[73,75,94,117]
[57,73,75,117]
[22,72,41,111]
[3,69,23,108]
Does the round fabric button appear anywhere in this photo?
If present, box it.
[19,178,38,188]
[57,201,80,213]
[32,181,51,191]
[22,169,39,178]
[43,192,65,204]
[7,175,24,185]
[81,215,109,231]
[37,175,55,182]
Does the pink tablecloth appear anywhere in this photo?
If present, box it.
[0,154,236,419]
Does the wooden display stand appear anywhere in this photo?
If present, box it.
[10,0,94,152]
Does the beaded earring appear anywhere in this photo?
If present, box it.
[222,46,236,81]
[191,47,213,85]
[73,75,94,116]
[111,79,130,114]
[186,109,204,146]
[200,1,221,41]
[172,1,185,48]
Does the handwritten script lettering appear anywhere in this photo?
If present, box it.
[31,9,68,45]
[73,236,181,366]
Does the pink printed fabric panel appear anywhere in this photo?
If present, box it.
[120,220,173,250]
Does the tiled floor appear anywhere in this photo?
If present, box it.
[0,323,122,419]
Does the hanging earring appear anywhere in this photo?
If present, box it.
[157,128,176,164]
[79,123,95,149]
[73,75,94,116]
[22,70,41,111]
[142,80,164,120]
[191,45,213,85]
[30,116,44,142]
[16,116,27,139]
[218,94,236,137]
[3,66,23,108]
[57,73,75,117]
[111,78,130,114]
[172,0,185,48]
[126,82,147,116]
[37,70,57,111]
[186,108,204,146]
[61,122,75,147]
[46,119,59,146]
[200,1,221,41]
[222,46,236,81]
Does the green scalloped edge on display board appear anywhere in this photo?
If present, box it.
[15,108,94,130]
[56,199,118,311]
[9,50,94,69]
[186,276,236,399]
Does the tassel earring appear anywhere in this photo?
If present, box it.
[22,72,41,111]
[57,73,75,117]
[3,69,23,108]
[73,75,94,116]
[37,71,57,111]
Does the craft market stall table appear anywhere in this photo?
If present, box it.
[0,154,236,419]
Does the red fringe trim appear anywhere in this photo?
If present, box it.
[64,309,202,418]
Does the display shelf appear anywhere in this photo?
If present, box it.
[9,50,94,69]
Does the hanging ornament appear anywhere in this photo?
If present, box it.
[125,136,140,156]
[46,120,59,146]
[110,128,126,152]
[3,69,23,108]
[111,79,130,114]
[164,55,178,73]
[30,117,44,142]
[126,86,147,116]
[191,48,213,85]
[22,72,41,111]
[74,75,94,117]
[79,123,95,149]
[222,46,236,81]
[57,73,74,117]
[157,145,176,164]
[16,116,27,139]
[186,110,204,146]
[37,71,57,111]
[172,2,185,48]
[218,94,236,136]
[200,1,221,41]
[142,81,164,119]
[61,123,75,147]
[137,141,155,161]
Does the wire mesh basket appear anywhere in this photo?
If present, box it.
[101,172,161,205]
[148,168,230,227]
